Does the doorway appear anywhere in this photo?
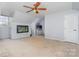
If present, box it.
[36,23,44,36]
[35,18,45,36]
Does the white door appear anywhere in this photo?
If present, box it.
[64,13,79,43]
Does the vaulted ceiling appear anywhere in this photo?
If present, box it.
[0,2,79,23]
[0,2,76,17]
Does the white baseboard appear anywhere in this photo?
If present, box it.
[45,35,64,41]
[45,36,79,44]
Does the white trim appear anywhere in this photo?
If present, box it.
[45,35,79,44]
[45,35,64,41]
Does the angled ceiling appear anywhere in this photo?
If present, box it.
[0,2,73,17]
[0,2,79,17]
[1,2,79,24]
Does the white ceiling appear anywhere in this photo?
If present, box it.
[0,2,74,17]
[1,2,79,24]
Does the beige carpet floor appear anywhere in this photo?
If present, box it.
[0,36,79,57]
